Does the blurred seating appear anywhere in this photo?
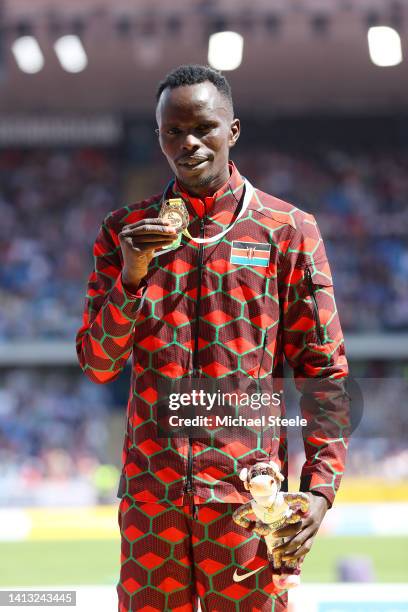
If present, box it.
[1,146,407,340]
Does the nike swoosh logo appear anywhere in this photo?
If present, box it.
[233,566,266,582]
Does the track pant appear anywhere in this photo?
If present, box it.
[117,493,288,612]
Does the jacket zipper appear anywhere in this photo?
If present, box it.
[257,328,269,450]
[185,216,206,494]
[305,267,324,345]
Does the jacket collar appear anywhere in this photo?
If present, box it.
[169,161,246,230]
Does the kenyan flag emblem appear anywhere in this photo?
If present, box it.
[230,241,271,267]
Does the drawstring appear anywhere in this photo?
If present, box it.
[193,501,199,521]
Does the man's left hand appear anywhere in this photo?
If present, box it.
[271,493,329,562]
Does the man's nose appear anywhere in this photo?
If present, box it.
[181,132,200,150]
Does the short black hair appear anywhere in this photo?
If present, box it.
[156,64,233,112]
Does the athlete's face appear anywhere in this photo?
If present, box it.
[156,81,240,197]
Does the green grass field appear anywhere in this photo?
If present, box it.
[1,536,407,586]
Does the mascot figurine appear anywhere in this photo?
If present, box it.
[232,460,310,590]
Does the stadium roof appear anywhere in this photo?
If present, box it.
[1,0,407,115]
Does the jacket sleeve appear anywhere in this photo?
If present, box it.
[76,213,147,384]
[278,213,350,508]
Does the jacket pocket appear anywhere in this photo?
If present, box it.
[304,264,333,345]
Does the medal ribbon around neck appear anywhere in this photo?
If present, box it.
[155,178,254,255]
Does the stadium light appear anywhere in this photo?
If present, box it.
[53,35,88,73]
[12,36,44,74]
[208,31,243,71]
[367,26,403,67]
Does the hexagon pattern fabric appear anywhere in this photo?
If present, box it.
[117,494,288,612]
[76,162,349,509]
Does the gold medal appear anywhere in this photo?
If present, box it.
[159,198,192,239]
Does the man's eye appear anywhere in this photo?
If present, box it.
[167,128,181,135]
[196,125,213,134]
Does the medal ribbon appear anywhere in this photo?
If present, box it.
[155,178,254,255]
[189,179,254,244]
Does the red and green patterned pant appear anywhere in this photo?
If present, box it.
[117,494,288,611]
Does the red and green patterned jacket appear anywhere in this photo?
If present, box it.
[76,162,349,508]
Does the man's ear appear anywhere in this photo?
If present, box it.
[155,123,165,155]
[229,118,240,148]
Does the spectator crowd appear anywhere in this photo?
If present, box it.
[1,145,407,340]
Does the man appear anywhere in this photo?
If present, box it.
[76,65,349,612]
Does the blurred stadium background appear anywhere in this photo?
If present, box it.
[0,0,408,610]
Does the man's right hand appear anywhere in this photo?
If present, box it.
[118,218,178,292]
